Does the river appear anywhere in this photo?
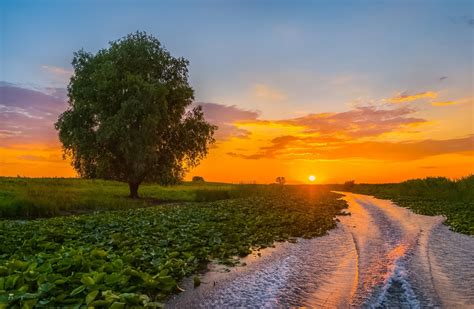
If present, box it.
[166,192,474,308]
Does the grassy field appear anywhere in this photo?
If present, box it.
[346,175,474,235]
[0,178,347,308]
[0,177,236,218]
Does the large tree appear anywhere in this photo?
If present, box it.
[55,32,216,198]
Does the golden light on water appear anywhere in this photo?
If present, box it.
[308,175,316,182]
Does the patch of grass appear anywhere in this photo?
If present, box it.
[0,177,234,218]
[0,185,347,307]
[346,175,474,234]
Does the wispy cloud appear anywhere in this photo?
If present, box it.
[388,91,438,103]
[431,101,459,107]
[241,106,426,140]
[193,102,259,140]
[0,82,67,146]
[41,65,73,76]
[253,84,287,102]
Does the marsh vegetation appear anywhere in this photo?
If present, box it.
[0,178,347,307]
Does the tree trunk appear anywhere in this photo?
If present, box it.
[129,181,140,199]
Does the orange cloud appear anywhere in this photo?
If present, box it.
[431,101,459,107]
[227,135,474,161]
[389,91,438,103]
[242,106,426,140]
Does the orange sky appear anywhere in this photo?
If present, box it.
[1,87,472,184]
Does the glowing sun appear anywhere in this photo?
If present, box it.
[308,175,316,182]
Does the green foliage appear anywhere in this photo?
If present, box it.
[0,185,347,307]
[55,31,215,197]
[275,177,286,185]
[348,175,474,234]
[342,180,355,190]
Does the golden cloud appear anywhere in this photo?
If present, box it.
[389,91,438,103]
[431,101,459,107]
[241,106,426,140]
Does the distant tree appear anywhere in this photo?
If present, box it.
[343,180,355,190]
[55,32,216,198]
[276,176,286,185]
[192,176,205,183]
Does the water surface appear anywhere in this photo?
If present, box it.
[166,193,474,308]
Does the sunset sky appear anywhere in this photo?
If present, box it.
[1,0,473,184]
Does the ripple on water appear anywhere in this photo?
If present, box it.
[166,193,474,308]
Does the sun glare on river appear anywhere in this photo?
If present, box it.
[308,175,316,182]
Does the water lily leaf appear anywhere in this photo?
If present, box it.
[5,275,19,290]
[85,290,99,305]
[90,299,111,306]
[91,249,108,259]
[102,290,120,302]
[81,275,95,286]
[110,301,126,309]
[0,266,8,276]
[119,292,140,304]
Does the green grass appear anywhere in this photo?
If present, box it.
[346,175,474,235]
[0,177,234,218]
[0,179,347,308]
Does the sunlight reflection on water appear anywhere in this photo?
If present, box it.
[166,193,474,308]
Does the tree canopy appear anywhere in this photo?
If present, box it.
[55,32,216,198]
[275,177,286,185]
[192,176,205,183]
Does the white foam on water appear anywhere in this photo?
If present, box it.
[166,193,474,308]
[371,256,420,308]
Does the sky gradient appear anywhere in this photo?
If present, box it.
[1,0,473,183]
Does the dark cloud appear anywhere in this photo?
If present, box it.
[439,76,448,81]
[193,102,260,140]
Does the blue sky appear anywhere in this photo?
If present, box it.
[1,0,472,118]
